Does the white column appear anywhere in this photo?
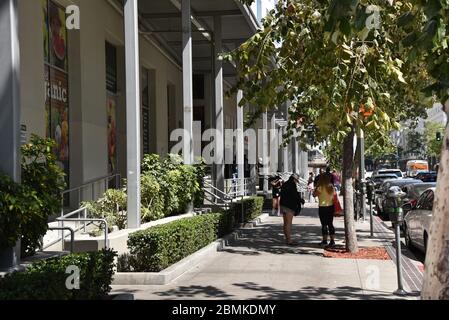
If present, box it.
[182,0,194,165]
[214,16,225,192]
[0,0,21,269]
[237,91,245,196]
[124,0,141,229]
[262,112,269,193]
[270,115,278,174]
[0,0,21,182]
[283,127,289,173]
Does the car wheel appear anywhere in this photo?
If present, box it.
[404,224,413,249]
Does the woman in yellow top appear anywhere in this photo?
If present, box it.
[314,174,336,247]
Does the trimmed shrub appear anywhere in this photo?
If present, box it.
[232,196,264,224]
[125,212,234,272]
[0,249,117,300]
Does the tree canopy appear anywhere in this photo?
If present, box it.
[226,0,430,149]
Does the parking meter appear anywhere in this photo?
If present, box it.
[386,185,408,296]
[385,186,406,225]
[366,181,375,203]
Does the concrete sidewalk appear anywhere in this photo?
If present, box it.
[111,202,421,300]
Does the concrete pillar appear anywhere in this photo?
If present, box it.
[124,0,141,229]
[214,16,225,192]
[270,115,278,174]
[236,91,244,196]
[0,0,21,270]
[182,0,194,165]
[262,112,269,193]
[283,127,289,173]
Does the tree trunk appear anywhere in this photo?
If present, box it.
[421,104,449,300]
[342,127,359,253]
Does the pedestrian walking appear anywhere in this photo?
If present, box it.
[280,174,305,246]
[314,173,336,247]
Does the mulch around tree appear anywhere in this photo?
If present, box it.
[323,246,391,260]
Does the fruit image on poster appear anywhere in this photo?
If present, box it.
[49,1,67,71]
[42,0,49,63]
[107,95,117,173]
[47,67,69,172]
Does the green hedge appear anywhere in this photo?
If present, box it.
[123,198,264,273]
[232,196,265,224]
[0,249,116,300]
[125,212,234,272]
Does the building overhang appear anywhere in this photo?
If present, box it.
[114,0,259,87]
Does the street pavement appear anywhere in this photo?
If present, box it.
[112,202,423,300]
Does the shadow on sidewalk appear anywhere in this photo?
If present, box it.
[145,282,398,300]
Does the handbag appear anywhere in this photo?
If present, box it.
[333,192,343,217]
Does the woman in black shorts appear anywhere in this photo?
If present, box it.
[271,177,282,216]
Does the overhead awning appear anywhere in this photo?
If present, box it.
[116,0,259,86]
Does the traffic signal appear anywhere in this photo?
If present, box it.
[436,132,442,142]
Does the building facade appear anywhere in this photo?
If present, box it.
[1,0,308,267]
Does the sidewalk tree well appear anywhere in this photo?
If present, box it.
[228,0,429,252]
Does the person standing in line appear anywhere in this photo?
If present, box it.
[314,168,323,186]
[314,174,336,247]
[332,170,341,195]
[307,172,316,203]
[270,177,283,216]
[280,174,305,246]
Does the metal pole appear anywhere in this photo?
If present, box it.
[394,220,407,296]
[124,0,141,229]
[0,0,21,270]
[370,200,374,237]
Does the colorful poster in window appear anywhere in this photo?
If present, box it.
[43,0,70,184]
[107,95,117,173]
[42,0,49,63]
[48,1,68,71]
[46,67,70,172]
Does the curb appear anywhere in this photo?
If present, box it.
[112,213,269,286]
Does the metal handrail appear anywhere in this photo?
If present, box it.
[57,217,109,250]
[203,179,231,199]
[60,173,121,216]
[47,227,75,253]
[62,173,121,195]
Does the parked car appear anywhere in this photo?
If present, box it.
[373,169,403,178]
[371,174,399,189]
[403,188,436,254]
[375,178,423,219]
[401,182,437,215]
[415,171,438,182]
